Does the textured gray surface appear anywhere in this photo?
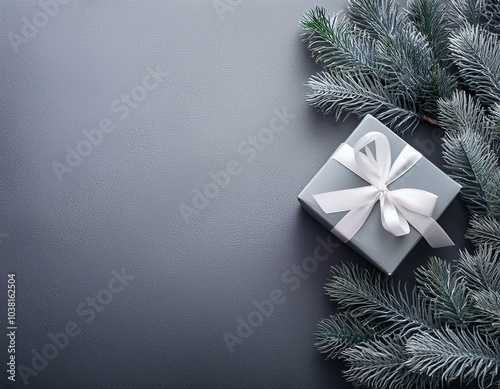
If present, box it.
[0,1,472,388]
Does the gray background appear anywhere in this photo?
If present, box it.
[0,1,474,388]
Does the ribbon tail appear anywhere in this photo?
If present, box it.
[379,195,410,237]
[333,202,377,243]
[397,206,454,248]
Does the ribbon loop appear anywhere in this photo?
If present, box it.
[313,132,453,248]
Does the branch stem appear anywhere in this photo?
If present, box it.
[419,114,440,126]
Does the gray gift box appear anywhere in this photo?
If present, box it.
[298,115,461,275]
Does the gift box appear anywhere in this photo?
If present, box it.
[298,115,461,275]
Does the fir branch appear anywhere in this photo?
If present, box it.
[415,257,472,326]
[442,127,500,217]
[449,0,485,28]
[420,65,458,117]
[372,24,433,101]
[302,1,458,126]
[347,0,404,38]
[439,90,499,156]
[406,327,500,388]
[470,290,500,335]
[407,0,451,64]
[300,7,376,72]
[325,263,439,337]
[449,26,500,107]
[304,1,500,388]
[342,336,440,389]
[488,104,500,143]
[466,214,500,250]
[438,91,487,134]
[306,69,420,132]
[371,19,456,118]
[315,312,375,359]
[484,0,500,33]
[458,244,500,292]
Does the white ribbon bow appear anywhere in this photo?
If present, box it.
[313,131,453,248]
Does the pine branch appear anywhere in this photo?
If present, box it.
[372,25,432,101]
[484,0,500,33]
[449,0,485,28]
[449,26,500,107]
[341,336,440,389]
[466,214,500,250]
[415,257,472,326]
[458,244,500,292]
[438,91,487,134]
[303,1,500,388]
[325,263,439,337]
[407,0,451,64]
[488,104,500,145]
[470,290,500,335]
[406,327,500,388]
[302,0,459,126]
[347,0,404,38]
[420,65,458,117]
[372,20,456,118]
[300,7,377,72]
[315,312,375,359]
[439,90,499,161]
[442,127,500,217]
[306,69,420,132]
